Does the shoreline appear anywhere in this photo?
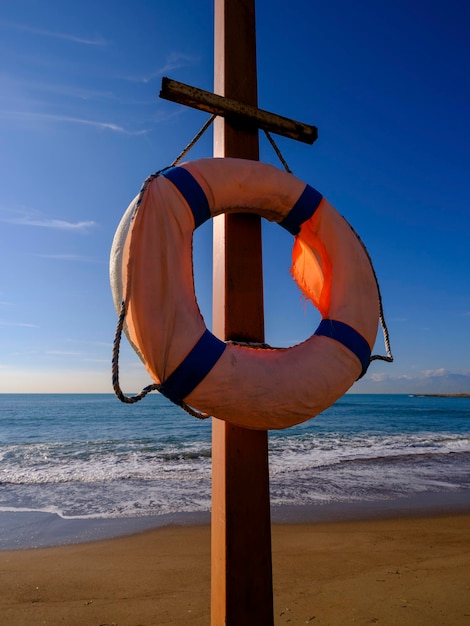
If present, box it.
[2,489,470,551]
[1,511,469,625]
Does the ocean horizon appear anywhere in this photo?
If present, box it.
[1,392,469,549]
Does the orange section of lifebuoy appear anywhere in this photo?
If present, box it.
[110,158,379,429]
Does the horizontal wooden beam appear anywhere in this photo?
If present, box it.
[159,77,318,145]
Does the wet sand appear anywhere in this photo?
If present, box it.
[1,512,469,625]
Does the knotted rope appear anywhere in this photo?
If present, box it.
[112,298,210,419]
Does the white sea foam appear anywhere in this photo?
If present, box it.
[0,393,469,519]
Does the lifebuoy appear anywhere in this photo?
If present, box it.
[110,158,380,430]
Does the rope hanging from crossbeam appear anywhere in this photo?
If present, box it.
[166,113,294,172]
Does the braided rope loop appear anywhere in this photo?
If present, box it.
[345,224,394,366]
[112,300,210,418]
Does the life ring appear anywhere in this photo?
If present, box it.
[110,157,380,430]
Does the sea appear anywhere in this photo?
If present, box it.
[1,393,469,549]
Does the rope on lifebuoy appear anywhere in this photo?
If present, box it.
[345,223,394,366]
[112,298,211,419]
[110,158,393,429]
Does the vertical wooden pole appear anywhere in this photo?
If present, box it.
[211,1,274,625]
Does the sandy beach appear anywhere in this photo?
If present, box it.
[1,512,469,625]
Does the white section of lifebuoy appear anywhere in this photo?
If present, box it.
[110,158,380,430]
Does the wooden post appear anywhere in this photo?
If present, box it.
[211,0,274,624]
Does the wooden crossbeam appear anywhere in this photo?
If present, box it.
[159,76,318,145]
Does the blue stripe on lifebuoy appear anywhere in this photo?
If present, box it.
[280,184,323,235]
[159,329,227,404]
[315,319,371,378]
[162,167,211,228]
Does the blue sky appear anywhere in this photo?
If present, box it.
[0,0,468,395]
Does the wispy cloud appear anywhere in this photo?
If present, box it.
[82,358,109,364]
[5,215,95,231]
[422,368,448,378]
[35,253,101,262]
[0,110,148,135]
[125,52,200,83]
[0,20,107,46]
[21,80,115,101]
[0,320,39,328]
[47,350,83,356]
[45,351,109,365]
[64,338,112,348]
[364,368,470,394]
[157,52,201,76]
